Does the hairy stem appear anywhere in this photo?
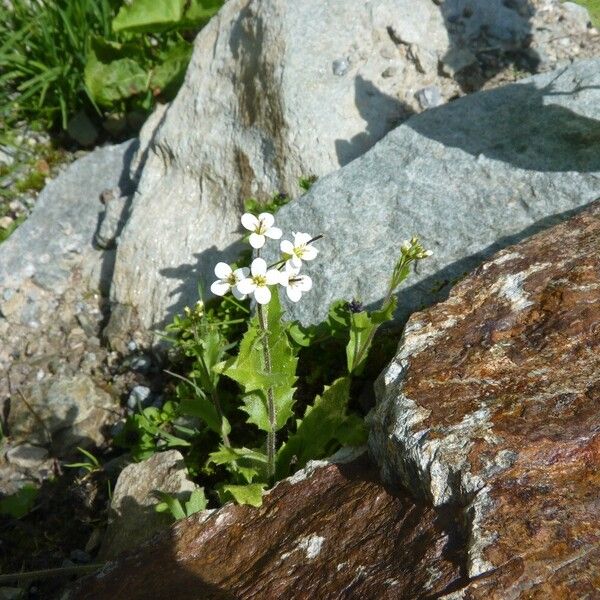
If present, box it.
[351,275,396,373]
[257,302,276,480]
[210,389,231,448]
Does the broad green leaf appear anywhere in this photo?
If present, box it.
[326,300,352,338]
[287,321,318,347]
[183,0,224,23]
[219,483,266,507]
[185,488,208,516]
[238,390,269,432]
[334,414,368,447]
[84,37,148,106]
[237,465,259,484]
[276,376,363,478]
[287,300,353,348]
[209,445,267,483]
[241,388,295,432]
[113,0,223,33]
[209,445,268,466]
[157,429,191,448]
[113,0,185,33]
[177,384,224,435]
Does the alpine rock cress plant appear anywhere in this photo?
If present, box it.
[157,206,431,509]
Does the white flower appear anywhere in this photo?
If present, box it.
[241,212,282,249]
[236,258,281,305]
[280,232,318,269]
[210,262,249,300]
[280,264,312,302]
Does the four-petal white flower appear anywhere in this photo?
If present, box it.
[236,258,281,305]
[210,262,249,300]
[241,212,282,249]
[279,264,313,302]
[280,232,318,269]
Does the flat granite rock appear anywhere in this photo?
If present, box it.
[369,201,600,596]
[71,453,468,599]
[270,59,600,325]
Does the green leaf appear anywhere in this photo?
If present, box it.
[84,36,148,106]
[346,311,377,375]
[181,0,224,27]
[175,379,225,436]
[276,376,364,478]
[219,483,266,507]
[153,491,186,520]
[335,414,368,447]
[185,488,208,516]
[287,321,321,348]
[220,292,298,433]
[371,296,398,325]
[326,300,352,339]
[157,429,191,448]
[238,390,269,432]
[112,0,185,33]
[209,445,268,483]
[209,445,268,466]
[113,0,223,33]
[0,484,39,518]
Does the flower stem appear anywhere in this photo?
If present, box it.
[255,246,276,480]
[257,302,276,481]
[351,274,397,374]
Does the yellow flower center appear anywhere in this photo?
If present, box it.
[253,275,267,287]
[256,220,267,235]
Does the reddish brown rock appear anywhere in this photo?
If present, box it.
[71,453,467,599]
[370,202,600,597]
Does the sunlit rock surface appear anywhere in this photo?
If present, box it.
[370,201,600,595]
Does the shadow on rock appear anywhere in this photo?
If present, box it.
[157,242,245,331]
[69,455,470,600]
[96,140,139,299]
[335,76,414,166]
[408,72,600,173]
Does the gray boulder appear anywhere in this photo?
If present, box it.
[109,0,592,330]
[0,142,136,299]
[269,59,600,325]
[109,0,451,329]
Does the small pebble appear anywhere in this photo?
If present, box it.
[130,354,152,373]
[0,216,14,229]
[332,58,349,76]
[127,385,152,410]
[415,86,444,110]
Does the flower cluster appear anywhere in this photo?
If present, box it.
[210,212,319,305]
[401,236,432,260]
